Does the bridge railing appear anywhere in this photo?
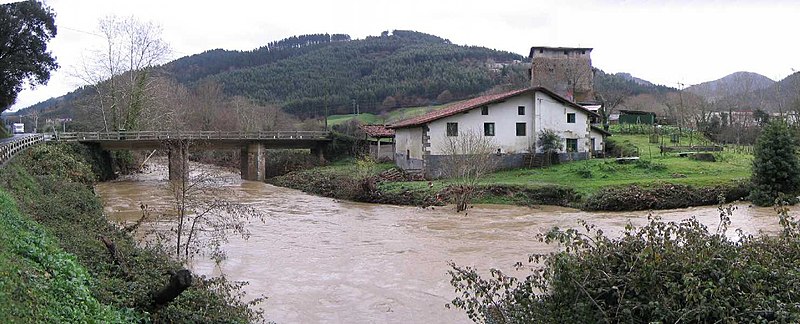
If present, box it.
[52,130,331,142]
[0,134,45,166]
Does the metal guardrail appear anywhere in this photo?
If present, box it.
[51,130,331,142]
[0,134,45,166]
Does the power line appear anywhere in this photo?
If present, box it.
[60,25,104,38]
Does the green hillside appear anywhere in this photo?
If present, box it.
[207,30,527,118]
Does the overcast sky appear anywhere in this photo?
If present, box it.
[6,0,800,111]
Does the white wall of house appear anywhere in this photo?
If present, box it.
[533,92,591,153]
[394,127,424,159]
[589,128,606,153]
[393,89,599,178]
[427,95,536,155]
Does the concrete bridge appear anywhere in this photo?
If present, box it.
[52,130,331,181]
[0,134,46,166]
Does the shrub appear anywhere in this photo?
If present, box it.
[448,203,800,323]
[583,182,749,211]
[481,184,580,207]
[265,149,323,178]
[633,159,666,171]
[604,138,638,157]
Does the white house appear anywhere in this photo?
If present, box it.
[389,87,605,177]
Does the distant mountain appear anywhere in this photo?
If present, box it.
[12,30,529,123]
[594,69,676,100]
[614,72,655,87]
[685,71,775,102]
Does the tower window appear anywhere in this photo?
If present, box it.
[518,106,525,115]
[481,106,489,115]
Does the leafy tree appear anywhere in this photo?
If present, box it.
[750,119,800,206]
[0,0,58,111]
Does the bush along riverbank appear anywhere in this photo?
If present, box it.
[268,165,583,208]
[0,143,262,323]
[269,163,752,211]
[583,181,751,211]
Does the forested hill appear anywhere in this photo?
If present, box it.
[171,30,528,117]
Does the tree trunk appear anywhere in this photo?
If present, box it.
[153,269,193,307]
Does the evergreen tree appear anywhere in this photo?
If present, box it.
[749,120,800,206]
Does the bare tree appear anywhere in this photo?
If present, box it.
[162,141,263,262]
[75,15,170,131]
[191,79,225,131]
[437,130,498,212]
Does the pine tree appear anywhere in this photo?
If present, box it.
[749,120,800,206]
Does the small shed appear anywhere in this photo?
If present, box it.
[360,124,395,161]
[619,110,656,125]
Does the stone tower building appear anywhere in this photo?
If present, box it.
[529,46,595,103]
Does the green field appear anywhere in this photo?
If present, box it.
[327,103,454,126]
[381,133,753,197]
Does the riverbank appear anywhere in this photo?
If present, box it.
[0,143,261,322]
[269,134,753,211]
[97,161,788,323]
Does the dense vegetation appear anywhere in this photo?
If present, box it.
[448,203,800,322]
[749,120,800,206]
[0,143,262,322]
[208,30,526,117]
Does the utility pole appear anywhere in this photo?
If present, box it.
[677,81,685,140]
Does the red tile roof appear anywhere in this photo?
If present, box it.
[590,125,612,136]
[389,87,599,129]
[360,124,395,138]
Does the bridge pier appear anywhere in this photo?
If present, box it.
[310,144,326,163]
[168,142,189,181]
[240,143,266,181]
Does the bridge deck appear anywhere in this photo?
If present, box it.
[52,131,331,150]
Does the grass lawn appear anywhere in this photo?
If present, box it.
[327,103,456,126]
[380,134,753,198]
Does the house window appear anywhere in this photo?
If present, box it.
[446,122,458,136]
[566,139,578,152]
[567,113,576,123]
[481,106,489,115]
[518,106,525,115]
[484,122,495,136]
[516,123,526,136]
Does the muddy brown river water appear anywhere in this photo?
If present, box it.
[96,163,787,323]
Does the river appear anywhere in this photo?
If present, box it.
[96,162,786,323]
